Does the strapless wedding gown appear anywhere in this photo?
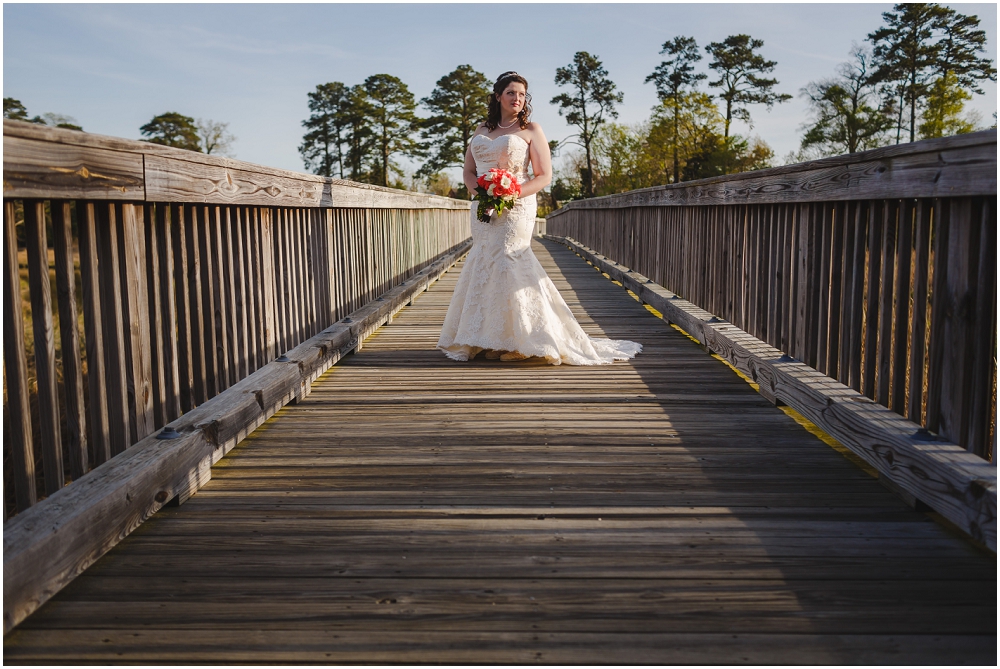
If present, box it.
[436,133,642,365]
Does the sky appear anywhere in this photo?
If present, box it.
[4,2,997,180]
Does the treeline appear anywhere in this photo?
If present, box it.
[551,2,995,206]
[298,67,492,195]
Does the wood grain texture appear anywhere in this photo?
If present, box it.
[3,202,37,511]
[51,201,88,480]
[4,238,993,664]
[4,120,470,210]
[2,240,471,635]
[24,200,64,495]
[547,130,996,214]
[2,135,144,200]
[547,235,997,550]
[77,203,111,466]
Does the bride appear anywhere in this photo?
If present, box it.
[436,71,642,365]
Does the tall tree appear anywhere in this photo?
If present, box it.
[645,36,706,183]
[705,34,791,140]
[551,51,624,198]
[343,85,376,182]
[799,46,896,155]
[935,6,996,92]
[299,82,351,177]
[363,74,423,188]
[867,3,950,143]
[420,65,491,175]
[140,112,201,151]
[196,119,235,156]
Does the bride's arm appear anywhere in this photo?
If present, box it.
[462,139,480,196]
[520,123,552,198]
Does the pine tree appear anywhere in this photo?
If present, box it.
[705,34,791,141]
[551,52,623,198]
[363,74,424,188]
[645,36,706,183]
[299,82,351,177]
[420,65,491,175]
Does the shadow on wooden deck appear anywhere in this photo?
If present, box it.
[4,238,995,664]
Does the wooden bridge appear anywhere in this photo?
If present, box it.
[3,120,996,663]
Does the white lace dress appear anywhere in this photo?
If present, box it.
[437,133,642,365]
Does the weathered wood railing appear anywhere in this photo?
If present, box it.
[3,120,472,631]
[546,130,996,546]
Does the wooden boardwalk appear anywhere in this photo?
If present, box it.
[5,238,995,664]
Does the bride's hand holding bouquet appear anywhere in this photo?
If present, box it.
[475,168,521,223]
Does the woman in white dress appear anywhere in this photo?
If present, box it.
[437,71,642,365]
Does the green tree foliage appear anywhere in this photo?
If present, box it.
[299,82,351,177]
[344,85,377,182]
[551,51,624,198]
[936,6,996,92]
[648,91,726,182]
[645,36,706,182]
[800,47,896,155]
[706,34,791,140]
[140,112,201,151]
[589,123,662,195]
[4,97,30,121]
[918,71,981,138]
[363,74,424,187]
[868,3,994,143]
[420,65,491,175]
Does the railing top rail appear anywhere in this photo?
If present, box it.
[549,130,996,216]
[3,119,472,210]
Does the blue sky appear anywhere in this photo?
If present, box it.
[4,3,996,177]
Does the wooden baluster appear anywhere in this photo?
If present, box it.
[272,209,288,353]
[826,202,846,380]
[208,206,230,392]
[52,201,88,479]
[907,200,932,424]
[185,205,208,405]
[862,201,882,400]
[846,202,867,392]
[876,200,897,407]
[96,203,131,457]
[155,204,181,422]
[891,199,914,414]
[241,207,262,372]
[24,200,64,493]
[121,204,154,442]
[967,196,996,459]
[77,203,110,466]
[172,205,195,413]
[816,204,833,375]
[143,204,167,428]
[259,208,277,362]
[197,206,219,398]
[4,201,37,510]
[780,204,795,354]
[931,198,978,449]
[228,206,249,382]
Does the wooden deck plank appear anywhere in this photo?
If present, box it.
[4,238,995,664]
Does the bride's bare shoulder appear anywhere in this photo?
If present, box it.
[524,122,547,143]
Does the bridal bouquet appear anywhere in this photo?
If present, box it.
[475,168,521,223]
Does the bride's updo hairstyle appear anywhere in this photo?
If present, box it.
[485,71,532,131]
